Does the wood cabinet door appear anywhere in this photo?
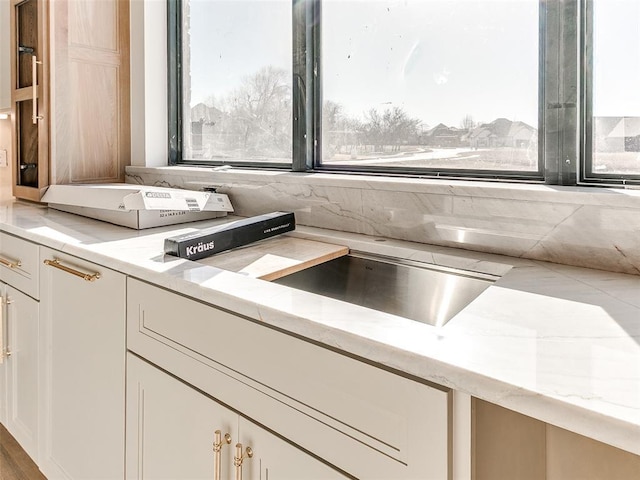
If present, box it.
[4,285,39,463]
[49,0,130,184]
[0,0,10,111]
[10,0,49,201]
[39,248,125,480]
[126,353,238,480]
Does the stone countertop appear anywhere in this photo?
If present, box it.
[1,200,639,455]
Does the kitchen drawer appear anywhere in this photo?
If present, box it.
[0,232,39,299]
[127,278,450,480]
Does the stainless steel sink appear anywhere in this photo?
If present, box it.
[273,251,498,327]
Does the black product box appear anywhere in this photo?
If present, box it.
[164,211,296,261]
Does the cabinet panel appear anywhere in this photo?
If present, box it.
[10,0,130,201]
[40,248,125,480]
[4,284,39,462]
[472,398,640,480]
[128,278,450,480]
[68,0,117,50]
[67,61,119,181]
[238,417,348,480]
[0,0,10,110]
[49,0,130,186]
[0,231,39,299]
[10,0,49,202]
[15,0,39,89]
[127,354,347,480]
[126,353,237,480]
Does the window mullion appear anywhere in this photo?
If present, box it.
[544,0,579,185]
[292,0,313,171]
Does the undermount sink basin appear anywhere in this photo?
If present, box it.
[273,251,499,327]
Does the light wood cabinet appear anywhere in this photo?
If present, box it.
[0,0,10,111]
[39,248,126,480]
[10,0,49,201]
[126,353,347,480]
[49,0,130,186]
[9,0,130,202]
[472,398,640,480]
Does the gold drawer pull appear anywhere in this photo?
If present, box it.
[234,443,253,480]
[43,259,101,282]
[213,430,232,480]
[0,256,22,269]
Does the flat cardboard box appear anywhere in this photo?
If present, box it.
[41,184,234,229]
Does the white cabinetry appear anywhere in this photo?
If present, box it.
[39,248,126,480]
[0,232,40,463]
[127,278,450,480]
[0,0,10,112]
[127,354,347,480]
[1,283,39,461]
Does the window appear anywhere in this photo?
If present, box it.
[179,0,292,165]
[583,0,640,182]
[169,0,640,186]
[321,0,539,174]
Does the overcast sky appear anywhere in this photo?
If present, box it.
[187,0,639,129]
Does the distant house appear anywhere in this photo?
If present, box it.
[191,103,225,126]
[422,123,465,147]
[605,117,640,152]
[189,103,235,157]
[468,118,537,149]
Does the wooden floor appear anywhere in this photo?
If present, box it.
[0,424,46,480]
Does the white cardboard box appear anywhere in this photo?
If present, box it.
[41,184,234,229]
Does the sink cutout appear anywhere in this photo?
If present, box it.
[273,251,499,327]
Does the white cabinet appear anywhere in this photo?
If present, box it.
[0,0,9,111]
[39,248,126,480]
[127,278,450,480]
[126,353,347,480]
[237,416,349,480]
[0,232,40,463]
[1,283,39,461]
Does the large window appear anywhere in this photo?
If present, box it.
[321,1,539,173]
[170,0,640,186]
[181,0,292,164]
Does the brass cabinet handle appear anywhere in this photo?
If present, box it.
[43,259,101,282]
[0,296,5,361]
[234,443,253,480]
[32,55,43,124]
[213,430,232,480]
[0,296,12,361]
[0,256,22,269]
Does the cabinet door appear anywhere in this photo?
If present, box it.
[39,248,125,480]
[4,285,39,463]
[126,353,237,480]
[10,0,50,201]
[49,0,130,185]
[238,418,348,480]
[0,282,7,426]
[0,0,10,111]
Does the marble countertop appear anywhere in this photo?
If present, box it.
[2,200,639,455]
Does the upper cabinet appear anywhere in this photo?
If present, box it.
[10,0,130,202]
[10,0,49,201]
[49,0,130,186]
[0,0,10,111]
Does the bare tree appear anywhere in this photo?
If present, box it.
[459,114,476,131]
[226,66,292,156]
[362,107,420,152]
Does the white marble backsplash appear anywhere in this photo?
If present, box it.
[126,166,640,276]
